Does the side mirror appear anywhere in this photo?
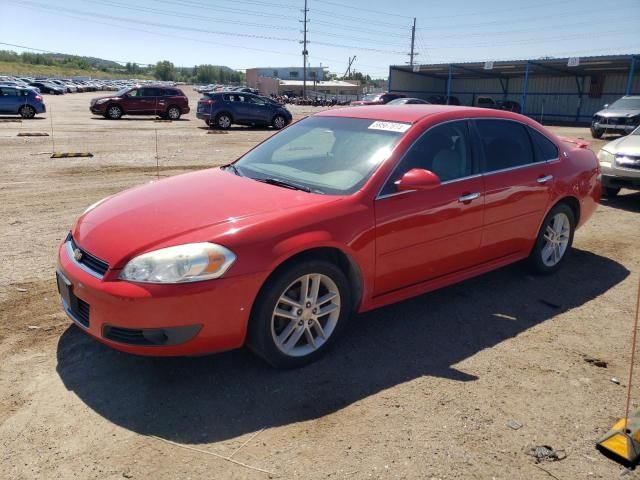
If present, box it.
[395,168,441,192]
[603,104,609,109]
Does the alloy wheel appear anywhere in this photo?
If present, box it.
[271,273,341,357]
[167,107,180,120]
[541,212,570,267]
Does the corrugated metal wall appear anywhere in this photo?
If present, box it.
[390,66,640,124]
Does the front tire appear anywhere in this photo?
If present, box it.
[272,114,287,130]
[603,186,620,198]
[529,203,575,275]
[247,259,352,368]
[106,104,123,120]
[591,126,603,139]
[19,105,36,119]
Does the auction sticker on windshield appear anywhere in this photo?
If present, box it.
[368,121,411,133]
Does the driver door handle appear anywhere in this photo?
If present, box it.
[458,192,481,203]
[537,174,554,184]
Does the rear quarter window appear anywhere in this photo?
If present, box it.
[528,127,559,161]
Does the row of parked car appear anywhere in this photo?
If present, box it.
[350,91,522,112]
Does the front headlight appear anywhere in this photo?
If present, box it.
[120,243,236,283]
[95,98,110,105]
[597,149,614,168]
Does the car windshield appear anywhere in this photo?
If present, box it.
[609,98,640,110]
[116,87,131,96]
[233,116,408,195]
[361,94,382,102]
[632,126,640,136]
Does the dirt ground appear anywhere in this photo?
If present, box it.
[1,90,639,480]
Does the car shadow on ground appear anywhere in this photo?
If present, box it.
[600,192,640,213]
[0,116,45,120]
[90,117,191,122]
[196,125,275,132]
[56,248,628,443]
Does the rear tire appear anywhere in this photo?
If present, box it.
[215,113,232,129]
[247,259,352,369]
[19,105,36,119]
[166,106,181,120]
[106,104,123,120]
[603,186,620,198]
[528,203,575,275]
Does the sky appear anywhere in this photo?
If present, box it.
[1,0,639,78]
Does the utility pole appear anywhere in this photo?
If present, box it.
[301,0,309,98]
[409,17,417,66]
[343,56,356,79]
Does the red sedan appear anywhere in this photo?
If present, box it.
[56,106,601,368]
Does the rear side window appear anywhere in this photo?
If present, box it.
[164,89,182,96]
[0,87,18,96]
[475,119,537,173]
[529,127,559,161]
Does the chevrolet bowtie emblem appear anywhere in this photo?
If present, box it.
[73,248,83,261]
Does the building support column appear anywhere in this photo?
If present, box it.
[626,55,637,96]
[446,65,452,105]
[521,61,530,116]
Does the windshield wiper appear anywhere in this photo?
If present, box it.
[254,177,317,193]
[223,163,242,176]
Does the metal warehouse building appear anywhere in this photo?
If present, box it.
[389,54,639,124]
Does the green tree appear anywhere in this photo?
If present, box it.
[195,64,218,84]
[154,60,176,81]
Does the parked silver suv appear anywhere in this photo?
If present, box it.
[591,96,640,139]
[597,126,640,197]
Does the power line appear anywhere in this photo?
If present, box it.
[87,0,298,31]
[312,0,413,19]
[14,1,298,42]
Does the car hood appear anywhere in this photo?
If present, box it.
[72,168,339,268]
[601,134,640,155]
[90,95,118,106]
[350,100,380,106]
[595,109,640,118]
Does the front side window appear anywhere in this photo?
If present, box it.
[475,119,536,173]
[234,116,407,195]
[126,89,140,97]
[381,120,474,195]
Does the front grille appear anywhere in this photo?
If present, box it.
[69,236,109,276]
[615,155,640,171]
[602,117,622,126]
[75,298,90,328]
[103,326,168,346]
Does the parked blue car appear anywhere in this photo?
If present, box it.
[196,92,292,129]
[0,87,46,118]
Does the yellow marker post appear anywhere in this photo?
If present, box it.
[597,275,640,466]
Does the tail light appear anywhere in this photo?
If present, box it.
[35,95,42,102]
[201,99,216,106]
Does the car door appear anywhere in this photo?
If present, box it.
[246,95,271,123]
[228,94,253,122]
[123,88,145,113]
[473,119,557,261]
[374,120,485,295]
[0,87,21,113]
[139,88,161,114]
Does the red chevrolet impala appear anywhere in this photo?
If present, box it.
[56,106,600,368]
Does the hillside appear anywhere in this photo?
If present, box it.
[0,60,152,79]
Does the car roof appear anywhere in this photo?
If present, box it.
[315,105,522,123]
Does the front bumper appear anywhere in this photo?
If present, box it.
[602,174,640,191]
[592,121,638,134]
[90,104,106,115]
[57,240,267,356]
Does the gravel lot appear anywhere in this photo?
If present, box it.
[1,90,639,480]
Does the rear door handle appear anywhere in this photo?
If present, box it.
[458,192,481,203]
[537,175,554,184]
